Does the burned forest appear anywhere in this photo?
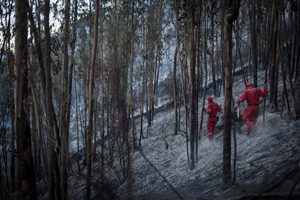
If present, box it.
[0,0,300,199]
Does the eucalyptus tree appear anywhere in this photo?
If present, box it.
[0,26,14,199]
[44,0,55,199]
[145,0,155,129]
[249,0,258,87]
[14,0,37,198]
[175,0,190,167]
[223,0,240,189]
[0,0,15,195]
[174,0,200,170]
[292,2,300,118]
[61,0,71,198]
[67,0,78,153]
[281,1,299,117]
[86,0,99,198]
[173,46,178,136]
[269,0,281,110]
[199,0,208,147]
[139,4,147,146]
[186,0,197,170]
[209,0,217,96]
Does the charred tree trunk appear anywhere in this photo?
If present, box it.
[44,0,55,199]
[188,0,197,170]
[195,2,202,163]
[14,0,37,198]
[200,0,208,140]
[175,0,190,129]
[223,0,240,189]
[86,0,99,199]
[139,34,146,146]
[210,0,217,96]
[10,109,15,193]
[269,0,280,109]
[173,47,178,136]
[294,43,300,118]
[61,0,71,199]
[272,1,282,110]
[221,0,225,95]
[250,0,258,87]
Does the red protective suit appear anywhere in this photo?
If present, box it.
[238,85,268,133]
[204,102,221,140]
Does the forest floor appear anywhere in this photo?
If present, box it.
[110,70,300,200]
[83,69,300,200]
[112,109,300,200]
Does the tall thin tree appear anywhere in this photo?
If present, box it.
[223,0,240,188]
[61,0,71,199]
[14,0,37,198]
[44,0,55,199]
[187,0,197,170]
[86,0,99,199]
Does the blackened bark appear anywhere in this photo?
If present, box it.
[10,111,15,193]
[250,0,258,87]
[175,0,190,128]
[210,1,217,96]
[173,47,178,135]
[44,0,55,199]
[294,43,300,118]
[269,17,277,104]
[86,0,99,199]
[61,0,71,199]
[200,0,208,141]
[223,0,240,189]
[188,0,197,170]
[272,2,282,110]
[14,0,37,198]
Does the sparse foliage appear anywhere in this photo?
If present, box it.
[0,0,299,199]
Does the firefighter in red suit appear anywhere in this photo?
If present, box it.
[237,82,268,134]
[203,97,222,140]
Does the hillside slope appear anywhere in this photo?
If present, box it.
[113,70,300,200]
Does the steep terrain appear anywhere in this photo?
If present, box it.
[112,70,300,200]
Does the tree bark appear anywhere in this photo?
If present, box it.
[130,1,136,149]
[140,30,146,146]
[269,0,279,108]
[223,0,240,189]
[199,1,208,140]
[250,0,258,87]
[294,43,300,118]
[188,0,197,170]
[10,109,15,193]
[43,0,55,199]
[14,0,37,198]
[195,2,202,163]
[210,1,217,96]
[272,2,281,110]
[86,0,99,199]
[61,0,71,199]
[173,47,178,135]
[175,0,190,130]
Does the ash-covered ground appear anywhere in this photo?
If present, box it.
[112,70,300,200]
